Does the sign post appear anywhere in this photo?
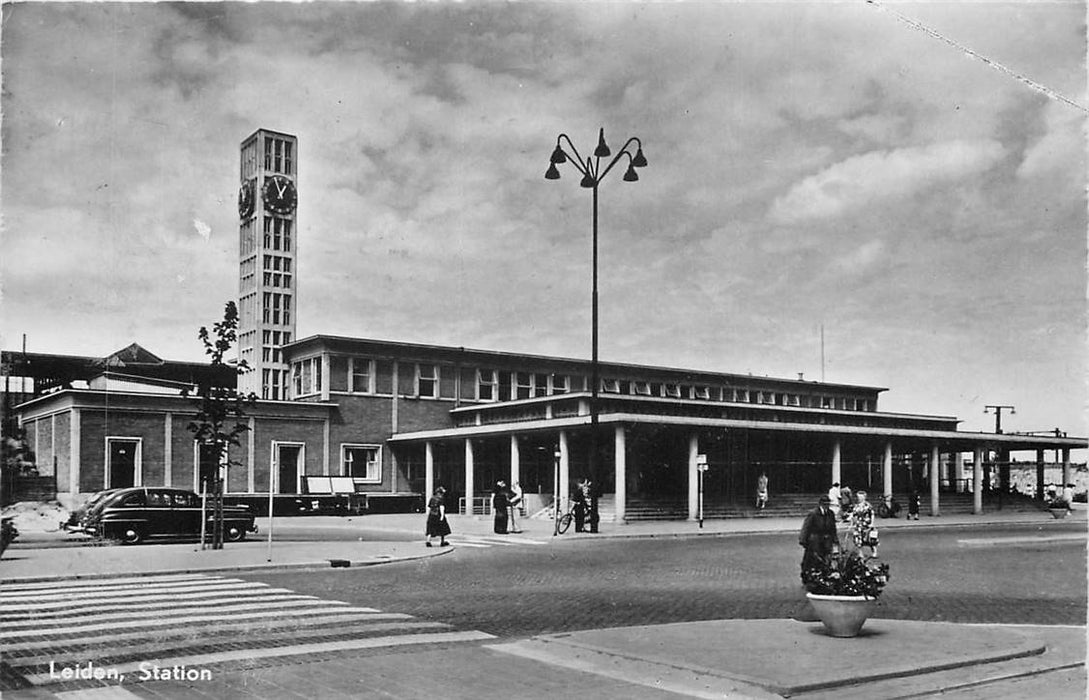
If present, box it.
[696,453,708,529]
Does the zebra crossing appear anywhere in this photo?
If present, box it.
[1,573,495,689]
[449,534,548,549]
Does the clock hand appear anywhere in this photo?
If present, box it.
[276,181,287,198]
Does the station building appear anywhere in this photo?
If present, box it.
[3,128,1084,517]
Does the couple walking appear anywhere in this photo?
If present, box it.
[491,480,524,534]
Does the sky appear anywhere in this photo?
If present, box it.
[1,1,1086,437]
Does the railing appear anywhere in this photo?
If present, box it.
[458,497,528,516]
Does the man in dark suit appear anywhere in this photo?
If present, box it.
[799,495,838,573]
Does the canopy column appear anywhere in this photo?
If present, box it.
[425,441,434,502]
[973,446,983,515]
[929,444,940,517]
[614,426,627,523]
[882,442,893,499]
[831,440,842,486]
[464,439,474,515]
[509,435,520,489]
[687,433,699,521]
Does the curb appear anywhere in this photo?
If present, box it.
[554,513,1080,541]
[0,546,451,584]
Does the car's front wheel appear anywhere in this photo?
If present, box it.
[225,525,246,542]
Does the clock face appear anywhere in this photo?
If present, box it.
[263,175,297,215]
[238,180,255,219]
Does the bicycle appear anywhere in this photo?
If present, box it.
[553,500,585,535]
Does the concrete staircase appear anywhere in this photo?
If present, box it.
[619,491,1048,522]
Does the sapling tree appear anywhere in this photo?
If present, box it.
[185,301,255,549]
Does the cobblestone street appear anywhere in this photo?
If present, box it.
[239,522,1087,637]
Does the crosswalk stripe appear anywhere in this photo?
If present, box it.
[0,603,383,639]
[7,621,453,669]
[3,611,416,652]
[1,573,211,593]
[2,585,295,611]
[459,537,520,546]
[3,595,324,620]
[449,541,492,548]
[21,631,498,686]
[1,578,270,601]
[2,595,332,627]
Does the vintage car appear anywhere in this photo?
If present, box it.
[62,488,122,531]
[79,487,257,545]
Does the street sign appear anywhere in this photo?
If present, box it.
[697,453,708,471]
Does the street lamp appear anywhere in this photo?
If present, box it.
[983,404,1015,434]
[545,128,647,533]
[984,404,1015,506]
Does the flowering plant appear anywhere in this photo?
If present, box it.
[802,545,890,598]
[1047,495,1070,510]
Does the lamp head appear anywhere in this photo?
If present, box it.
[550,145,567,164]
[594,127,611,158]
[632,147,648,168]
[623,164,639,182]
[580,171,596,188]
[545,162,560,180]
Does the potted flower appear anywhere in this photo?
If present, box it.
[1047,495,1070,519]
[801,541,890,638]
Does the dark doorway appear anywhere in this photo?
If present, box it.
[277,444,301,494]
[107,439,138,489]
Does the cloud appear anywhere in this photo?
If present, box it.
[768,139,1006,225]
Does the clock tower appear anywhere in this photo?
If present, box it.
[238,129,298,400]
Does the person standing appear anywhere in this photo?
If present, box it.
[908,492,921,520]
[508,481,523,533]
[756,473,769,510]
[799,495,838,574]
[849,490,877,558]
[491,480,509,534]
[425,486,451,547]
[573,478,589,532]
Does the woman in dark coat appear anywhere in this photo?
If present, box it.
[491,480,509,534]
[425,486,451,547]
[799,495,838,575]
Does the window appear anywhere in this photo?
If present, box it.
[633,381,652,396]
[478,369,498,401]
[821,396,834,409]
[351,358,372,393]
[693,386,711,400]
[293,357,322,396]
[417,364,438,398]
[663,384,681,398]
[533,373,549,398]
[601,378,621,394]
[516,372,534,400]
[343,445,380,482]
[551,374,569,395]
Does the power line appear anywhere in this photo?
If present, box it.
[865,0,1088,115]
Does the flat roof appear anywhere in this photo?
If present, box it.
[285,334,888,393]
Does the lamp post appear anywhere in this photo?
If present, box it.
[984,404,1015,507]
[546,128,647,533]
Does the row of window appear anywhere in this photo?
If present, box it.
[261,292,292,326]
[599,378,871,411]
[261,368,289,400]
[240,220,257,257]
[288,356,874,411]
[264,137,294,175]
[292,357,579,400]
[263,217,293,252]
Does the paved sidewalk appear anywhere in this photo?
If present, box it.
[324,505,1088,540]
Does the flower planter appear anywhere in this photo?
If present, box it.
[806,593,875,637]
[1049,508,1069,519]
